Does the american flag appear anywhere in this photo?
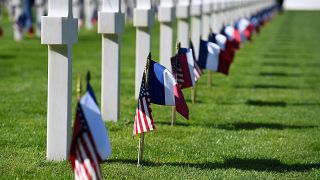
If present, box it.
[133,72,155,136]
[171,55,184,85]
[70,103,103,180]
[189,41,203,81]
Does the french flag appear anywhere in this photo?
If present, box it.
[209,34,233,75]
[209,32,237,63]
[148,60,189,120]
[198,40,232,75]
[222,25,241,50]
[171,47,195,89]
[237,18,253,42]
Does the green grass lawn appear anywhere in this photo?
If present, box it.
[0,11,320,179]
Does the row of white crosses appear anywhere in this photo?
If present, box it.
[42,0,276,161]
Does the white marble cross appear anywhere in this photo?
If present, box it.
[12,0,23,41]
[134,0,153,99]
[202,0,212,40]
[98,0,124,121]
[84,0,97,30]
[159,0,175,71]
[190,0,202,59]
[176,0,190,48]
[41,0,78,161]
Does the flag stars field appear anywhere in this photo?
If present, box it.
[0,7,320,179]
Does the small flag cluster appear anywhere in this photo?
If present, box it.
[68,3,279,179]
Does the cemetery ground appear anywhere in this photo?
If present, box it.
[0,11,320,179]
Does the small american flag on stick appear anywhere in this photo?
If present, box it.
[70,103,103,180]
[133,68,155,136]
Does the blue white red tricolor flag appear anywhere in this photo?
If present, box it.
[222,25,241,50]
[148,60,189,119]
[70,83,111,180]
[171,46,195,89]
[198,39,232,75]
[133,71,155,136]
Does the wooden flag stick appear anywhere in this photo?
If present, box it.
[171,106,176,126]
[191,83,197,104]
[76,75,82,101]
[171,42,180,126]
[137,133,145,166]
[208,70,212,87]
[137,53,151,166]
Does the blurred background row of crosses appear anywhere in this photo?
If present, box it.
[0,0,161,41]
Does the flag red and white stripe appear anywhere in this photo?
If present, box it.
[133,73,155,136]
[70,103,103,180]
[190,41,203,81]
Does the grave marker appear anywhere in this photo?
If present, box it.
[176,0,190,48]
[159,0,175,71]
[134,0,153,99]
[41,0,78,161]
[98,0,124,121]
[202,0,211,40]
[190,0,202,59]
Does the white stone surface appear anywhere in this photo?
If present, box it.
[84,0,97,30]
[176,0,190,48]
[284,0,320,10]
[98,0,124,121]
[41,0,78,161]
[191,0,202,59]
[201,0,211,40]
[159,0,175,71]
[134,0,153,99]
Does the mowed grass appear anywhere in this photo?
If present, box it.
[0,11,320,179]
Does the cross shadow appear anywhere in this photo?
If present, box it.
[262,62,299,67]
[253,84,298,89]
[233,85,298,90]
[0,54,16,60]
[259,72,300,77]
[263,53,293,59]
[107,158,320,172]
[214,122,318,131]
[246,100,287,107]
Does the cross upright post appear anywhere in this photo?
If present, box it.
[176,0,190,48]
[202,0,212,40]
[190,0,202,59]
[98,0,124,121]
[41,0,78,161]
[134,0,153,99]
[159,0,175,71]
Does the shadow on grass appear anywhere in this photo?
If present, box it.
[246,100,287,107]
[0,54,16,60]
[263,53,294,59]
[262,62,299,67]
[259,72,300,77]
[233,84,299,90]
[253,84,298,89]
[108,158,320,172]
[245,100,320,107]
[218,100,320,107]
[213,122,318,131]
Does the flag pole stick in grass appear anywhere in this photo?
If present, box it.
[208,70,212,86]
[76,75,82,101]
[171,43,180,126]
[137,53,151,166]
[191,84,197,104]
